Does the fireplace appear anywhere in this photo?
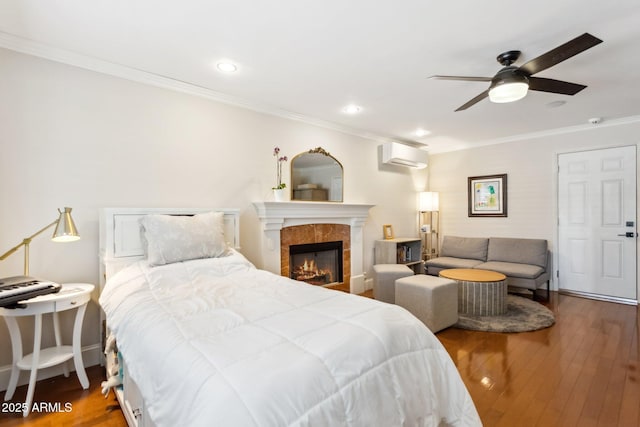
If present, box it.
[289,241,343,286]
[280,224,351,289]
[253,202,374,294]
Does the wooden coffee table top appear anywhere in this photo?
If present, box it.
[439,268,506,283]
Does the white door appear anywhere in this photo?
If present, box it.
[558,146,637,301]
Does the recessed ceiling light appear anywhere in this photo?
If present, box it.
[342,104,362,114]
[216,62,238,73]
[414,128,431,137]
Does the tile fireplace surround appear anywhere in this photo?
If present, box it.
[253,202,374,294]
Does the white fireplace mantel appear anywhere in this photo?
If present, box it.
[253,201,374,293]
[253,201,374,229]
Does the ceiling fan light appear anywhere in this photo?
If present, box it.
[489,81,529,103]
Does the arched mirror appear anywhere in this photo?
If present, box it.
[291,147,343,202]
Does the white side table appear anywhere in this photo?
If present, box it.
[0,283,94,417]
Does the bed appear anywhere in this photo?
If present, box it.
[98,207,481,427]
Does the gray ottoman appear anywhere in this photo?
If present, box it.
[372,264,414,304]
[395,274,458,333]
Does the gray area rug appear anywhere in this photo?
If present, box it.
[455,295,555,333]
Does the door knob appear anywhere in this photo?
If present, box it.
[617,232,638,237]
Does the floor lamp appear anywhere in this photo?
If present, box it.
[0,207,80,276]
[419,192,439,261]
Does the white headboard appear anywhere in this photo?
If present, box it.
[99,207,240,291]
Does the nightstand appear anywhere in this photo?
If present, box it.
[0,283,93,417]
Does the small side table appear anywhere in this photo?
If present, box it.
[439,269,507,316]
[0,283,94,417]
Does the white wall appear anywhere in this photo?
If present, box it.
[429,122,640,291]
[0,48,423,386]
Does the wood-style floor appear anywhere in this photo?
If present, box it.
[1,292,638,426]
[0,365,126,427]
[437,292,640,427]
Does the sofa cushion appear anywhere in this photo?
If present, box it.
[487,237,547,268]
[440,236,489,261]
[425,256,485,270]
[477,261,545,279]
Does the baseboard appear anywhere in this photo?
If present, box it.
[0,343,103,392]
[364,278,373,291]
[558,289,638,306]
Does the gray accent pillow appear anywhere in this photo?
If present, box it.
[487,237,547,268]
[440,236,489,261]
[140,211,228,266]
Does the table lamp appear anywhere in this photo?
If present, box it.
[0,207,80,275]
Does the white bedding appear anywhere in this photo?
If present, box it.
[100,250,481,427]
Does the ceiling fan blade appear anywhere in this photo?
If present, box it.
[429,75,492,82]
[528,77,587,95]
[455,90,489,112]
[519,33,603,76]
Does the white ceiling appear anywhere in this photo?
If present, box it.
[1,0,639,152]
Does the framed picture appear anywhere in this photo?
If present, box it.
[468,174,507,217]
[383,224,394,239]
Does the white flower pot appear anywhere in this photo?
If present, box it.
[273,189,287,202]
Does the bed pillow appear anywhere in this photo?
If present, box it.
[140,211,228,266]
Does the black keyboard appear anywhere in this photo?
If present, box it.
[0,276,62,309]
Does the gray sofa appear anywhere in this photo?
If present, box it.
[425,236,551,296]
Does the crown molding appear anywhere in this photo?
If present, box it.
[428,115,640,154]
[2,31,638,154]
[0,31,396,145]
[478,115,640,146]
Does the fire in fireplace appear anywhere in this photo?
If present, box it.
[289,241,343,286]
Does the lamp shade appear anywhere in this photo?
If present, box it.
[52,207,80,242]
[419,192,439,212]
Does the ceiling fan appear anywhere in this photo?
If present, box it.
[430,33,603,112]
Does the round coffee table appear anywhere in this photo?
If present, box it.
[439,268,507,316]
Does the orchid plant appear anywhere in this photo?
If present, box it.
[272,146,288,190]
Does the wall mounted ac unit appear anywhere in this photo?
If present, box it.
[382,142,428,169]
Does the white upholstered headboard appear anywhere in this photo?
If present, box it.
[99,207,240,291]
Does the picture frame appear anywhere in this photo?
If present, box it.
[468,174,507,217]
[383,224,394,239]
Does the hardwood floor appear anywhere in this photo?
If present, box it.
[0,365,126,427]
[437,292,640,427]
[1,291,637,426]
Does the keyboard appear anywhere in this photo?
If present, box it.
[0,276,62,308]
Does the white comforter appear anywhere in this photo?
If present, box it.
[100,251,481,427]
